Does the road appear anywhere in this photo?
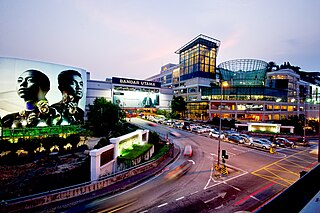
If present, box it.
[63,118,318,212]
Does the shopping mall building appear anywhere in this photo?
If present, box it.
[146,34,320,122]
[1,34,319,123]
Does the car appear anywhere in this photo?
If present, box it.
[189,124,199,131]
[197,126,207,133]
[174,123,184,129]
[274,138,295,148]
[239,134,253,144]
[227,135,244,144]
[209,130,225,139]
[165,161,193,180]
[201,125,212,133]
[224,130,239,137]
[258,138,276,148]
[184,145,193,157]
[170,131,181,137]
[191,126,205,133]
[250,139,271,149]
[147,122,157,126]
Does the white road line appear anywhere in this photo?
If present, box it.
[223,182,241,191]
[190,190,199,195]
[188,159,196,164]
[176,196,184,201]
[210,153,218,156]
[157,203,168,208]
[204,181,223,190]
[250,195,261,202]
[232,147,247,152]
[139,211,148,213]
[227,151,236,156]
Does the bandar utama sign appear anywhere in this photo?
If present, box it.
[112,77,161,88]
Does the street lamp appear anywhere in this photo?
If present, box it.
[217,81,229,167]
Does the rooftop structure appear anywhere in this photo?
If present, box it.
[218,59,269,86]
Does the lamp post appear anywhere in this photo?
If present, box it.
[217,81,228,167]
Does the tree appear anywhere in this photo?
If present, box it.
[267,61,278,72]
[86,97,122,137]
[171,96,187,118]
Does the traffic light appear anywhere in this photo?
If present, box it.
[222,150,228,159]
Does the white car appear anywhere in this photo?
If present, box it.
[209,131,225,139]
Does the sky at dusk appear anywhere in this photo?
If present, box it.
[1,0,319,81]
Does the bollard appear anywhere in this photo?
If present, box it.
[270,147,275,154]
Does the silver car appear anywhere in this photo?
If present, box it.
[250,139,271,149]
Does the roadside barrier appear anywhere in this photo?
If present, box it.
[221,165,229,175]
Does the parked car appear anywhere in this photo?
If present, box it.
[209,130,225,139]
[192,126,205,133]
[227,135,244,144]
[239,134,253,144]
[258,138,276,148]
[189,124,199,131]
[274,138,295,148]
[224,130,239,137]
[201,125,212,133]
[174,123,184,129]
[250,139,271,149]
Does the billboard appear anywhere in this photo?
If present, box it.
[112,77,160,108]
[0,57,87,128]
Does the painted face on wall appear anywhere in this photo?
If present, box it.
[66,75,83,100]
[16,70,41,102]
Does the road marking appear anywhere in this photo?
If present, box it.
[223,182,241,191]
[250,195,261,202]
[232,147,247,152]
[157,203,168,208]
[190,190,199,195]
[188,160,196,164]
[210,153,217,156]
[234,182,275,206]
[176,196,184,201]
[204,181,223,190]
[227,151,236,156]
[215,204,223,209]
[204,192,227,203]
[139,211,148,213]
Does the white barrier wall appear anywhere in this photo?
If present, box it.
[90,129,150,181]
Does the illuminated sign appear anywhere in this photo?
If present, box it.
[112,77,161,88]
[0,57,87,129]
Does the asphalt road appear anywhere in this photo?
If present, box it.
[63,118,318,213]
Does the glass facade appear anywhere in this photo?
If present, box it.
[201,86,288,102]
[186,102,209,120]
[218,59,268,86]
[175,35,220,81]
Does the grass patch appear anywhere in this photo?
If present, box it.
[151,145,170,160]
[119,144,153,160]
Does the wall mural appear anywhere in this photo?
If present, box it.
[0,57,87,129]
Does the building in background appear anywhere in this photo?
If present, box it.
[86,74,173,117]
[146,35,320,122]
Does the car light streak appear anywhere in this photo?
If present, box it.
[234,182,275,206]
